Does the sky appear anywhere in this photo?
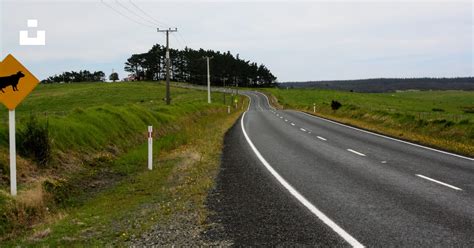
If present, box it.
[0,0,472,82]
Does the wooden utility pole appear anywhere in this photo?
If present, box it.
[157,28,178,105]
[203,56,213,104]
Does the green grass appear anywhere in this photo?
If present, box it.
[0,81,244,243]
[264,88,474,156]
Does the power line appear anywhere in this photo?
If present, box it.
[176,32,189,48]
[101,0,155,28]
[171,33,185,49]
[114,0,163,28]
[129,0,170,28]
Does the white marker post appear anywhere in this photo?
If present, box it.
[9,110,16,196]
[313,103,316,113]
[227,105,231,114]
[148,126,153,170]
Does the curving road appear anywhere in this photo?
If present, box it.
[210,91,474,247]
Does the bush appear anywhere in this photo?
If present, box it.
[331,100,342,111]
[18,115,51,167]
[462,106,474,114]
[432,108,444,112]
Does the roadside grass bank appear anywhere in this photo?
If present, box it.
[0,82,245,244]
[263,88,474,157]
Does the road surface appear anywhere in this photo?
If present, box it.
[208,91,474,247]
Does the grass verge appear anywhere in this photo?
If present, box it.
[263,88,474,157]
[0,82,246,245]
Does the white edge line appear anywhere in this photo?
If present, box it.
[416,174,463,191]
[347,149,366,157]
[240,109,364,247]
[255,91,276,110]
[299,112,474,161]
[317,136,327,141]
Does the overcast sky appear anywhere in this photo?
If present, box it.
[0,0,472,81]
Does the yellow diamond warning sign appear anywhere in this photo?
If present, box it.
[0,54,40,110]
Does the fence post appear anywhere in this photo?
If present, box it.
[148,126,153,170]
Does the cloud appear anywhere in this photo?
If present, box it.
[0,0,472,81]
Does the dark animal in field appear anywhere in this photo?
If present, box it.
[0,71,25,93]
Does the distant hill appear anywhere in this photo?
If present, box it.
[279,77,474,93]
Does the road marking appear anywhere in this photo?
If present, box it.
[240,109,364,248]
[300,128,306,132]
[280,116,283,119]
[299,112,474,161]
[285,119,288,122]
[347,149,366,157]
[254,91,276,110]
[416,174,462,191]
[381,161,387,164]
[291,123,295,126]
[317,136,327,141]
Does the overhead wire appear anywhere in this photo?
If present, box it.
[100,0,155,28]
[114,0,164,28]
[128,0,171,28]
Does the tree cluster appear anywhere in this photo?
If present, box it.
[124,44,277,87]
[41,70,106,84]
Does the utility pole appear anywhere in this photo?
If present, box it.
[203,56,213,104]
[223,77,228,104]
[157,28,178,105]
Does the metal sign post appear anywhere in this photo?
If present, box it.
[0,54,40,196]
[9,110,16,196]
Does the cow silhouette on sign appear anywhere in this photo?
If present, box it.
[0,71,25,93]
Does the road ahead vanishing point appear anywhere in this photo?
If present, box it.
[211,91,474,247]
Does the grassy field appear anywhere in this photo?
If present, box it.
[0,82,245,245]
[264,88,474,156]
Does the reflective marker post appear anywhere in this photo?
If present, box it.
[9,110,16,196]
[148,126,153,170]
[313,103,316,113]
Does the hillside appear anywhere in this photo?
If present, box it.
[0,82,244,245]
[279,77,474,93]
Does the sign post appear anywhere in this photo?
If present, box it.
[9,110,16,195]
[0,54,40,196]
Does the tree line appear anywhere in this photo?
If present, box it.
[124,44,277,87]
[41,70,106,84]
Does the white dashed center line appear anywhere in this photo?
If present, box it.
[290,123,295,126]
[300,128,306,132]
[416,174,463,191]
[285,119,288,122]
[317,136,327,141]
[347,149,366,157]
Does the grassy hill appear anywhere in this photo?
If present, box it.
[279,77,474,92]
[264,88,474,156]
[0,82,244,245]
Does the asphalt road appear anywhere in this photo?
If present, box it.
[209,91,474,247]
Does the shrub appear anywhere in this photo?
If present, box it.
[18,115,51,167]
[462,106,474,114]
[331,100,342,111]
[432,108,444,112]
[459,119,470,125]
